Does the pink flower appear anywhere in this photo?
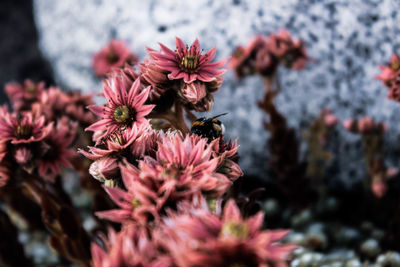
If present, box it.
[321,108,338,127]
[387,83,400,102]
[149,37,227,83]
[342,119,356,132]
[5,80,45,111]
[266,30,293,58]
[0,112,52,144]
[358,116,375,133]
[230,35,269,78]
[153,133,232,197]
[324,114,338,127]
[372,178,387,198]
[37,118,77,182]
[86,75,155,142]
[139,60,171,101]
[160,199,296,267]
[80,124,150,160]
[255,46,277,77]
[95,132,233,224]
[32,86,70,121]
[386,167,398,178]
[180,81,207,104]
[91,226,171,267]
[268,30,308,70]
[376,54,400,87]
[92,40,139,77]
[64,91,97,125]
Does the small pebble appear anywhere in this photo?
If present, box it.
[360,238,381,258]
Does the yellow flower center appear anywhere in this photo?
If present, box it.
[391,60,400,71]
[233,47,244,59]
[207,198,218,213]
[26,85,37,94]
[16,124,32,139]
[106,51,119,64]
[221,221,249,240]
[113,105,131,123]
[131,198,142,209]
[181,55,199,70]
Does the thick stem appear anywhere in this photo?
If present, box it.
[174,102,190,133]
[149,103,190,134]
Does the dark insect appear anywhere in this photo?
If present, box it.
[190,113,227,140]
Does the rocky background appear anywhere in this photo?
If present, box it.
[0,0,53,103]
[4,0,400,183]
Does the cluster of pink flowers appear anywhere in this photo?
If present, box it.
[342,116,387,134]
[377,53,400,102]
[343,116,395,198]
[92,197,295,267]
[146,37,226,112]
[82,37,295,266]
[0,80,95,185]
[92,39,139,77]
[230,30,308,79]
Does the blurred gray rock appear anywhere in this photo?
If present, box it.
[33,0,400,179]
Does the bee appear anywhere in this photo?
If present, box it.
[190,113,227,140]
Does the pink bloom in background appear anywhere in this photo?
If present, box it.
[271,30,308,70]
[32,86,70,121]
[160,199,296,267]
[64,91,97,125]
[139,60,170,101]
[387,73,400,102]
[358,116,375,134]
[86,75,154,142]
[5,80,45,111]
[388,83,400,102]
[324,114,338,127]
[266,30,293,58]
[230,35,268,78]
[230,30,308,79]
[0,112,52,144]
[149,37,227,83]
[372,178,387,198]
[321,108,338,127]
[92,40,139,77]
[376,54,400,87]
[37,118,77,182]
[342,119,356,132]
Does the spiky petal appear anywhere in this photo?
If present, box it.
[0,112,52,144]
[160,199,296,267]
[86,76,155,143]
[149,37,227,83]
[92,40,139,77]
